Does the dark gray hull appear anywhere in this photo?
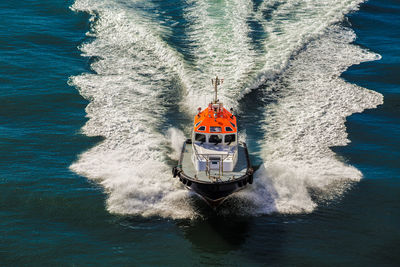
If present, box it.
[172,139,253,207]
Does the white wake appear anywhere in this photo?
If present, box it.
[70,0,383,218]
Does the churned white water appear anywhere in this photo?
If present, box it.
[236,25,383,214]
[70,0,383,218]
[70,0,195,219]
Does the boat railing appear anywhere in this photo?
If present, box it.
[192,144,233,180]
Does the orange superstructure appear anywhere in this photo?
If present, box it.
[193,103,237,134]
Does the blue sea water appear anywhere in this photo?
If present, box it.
[1,0,399,266]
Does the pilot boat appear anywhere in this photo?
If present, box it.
[172,77,253,207]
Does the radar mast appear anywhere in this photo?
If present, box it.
[211,76,223,103]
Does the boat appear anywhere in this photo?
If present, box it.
[172,76,254,207]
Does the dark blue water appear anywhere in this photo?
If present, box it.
[1,0,399,265]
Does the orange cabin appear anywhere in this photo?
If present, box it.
[192,103,237,145]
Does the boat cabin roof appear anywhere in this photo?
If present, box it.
[193,103,237,134]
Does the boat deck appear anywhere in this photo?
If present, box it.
[180,143,248,183]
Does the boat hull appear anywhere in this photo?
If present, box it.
[172,139,253,208]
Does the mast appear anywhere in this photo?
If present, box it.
[211,76,223,103]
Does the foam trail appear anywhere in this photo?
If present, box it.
[183,0,257,109]
[70,0,384,218]
[236,25,383,214]
[181,0,373,105]
[245,0,369,91]
[70,0,195,219]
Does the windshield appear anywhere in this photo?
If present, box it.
[195,133,206,142]
[209,135,222,144]
[225,134,236,144]
[210,126,222,132]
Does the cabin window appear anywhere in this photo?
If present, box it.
[195,133,206,142]
[210,126,222,132]
[225,134,236,143]
[230,122,236,128]
[198,126,206,131]
[225,126,233,132]
[209,135,222,144]
[195,121,201,127]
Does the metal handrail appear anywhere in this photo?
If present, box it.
[192,143,234,180]
[192,143,235,159]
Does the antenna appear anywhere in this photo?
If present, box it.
[211,76,223,103]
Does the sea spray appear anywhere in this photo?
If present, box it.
[166,128,186,161]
